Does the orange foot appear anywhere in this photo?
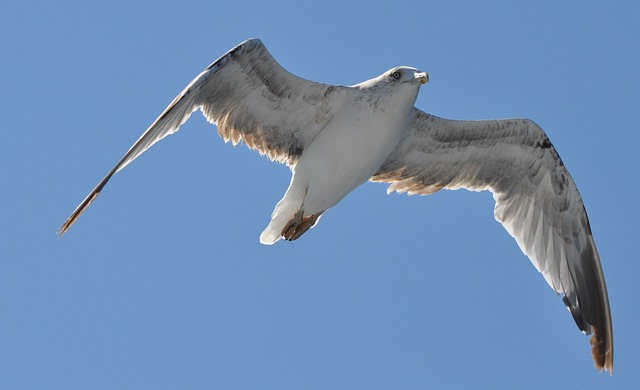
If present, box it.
[282,210,323,241]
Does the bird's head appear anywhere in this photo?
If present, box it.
[356,66,429,90]
[385,66,429,85]
[356,66,428,96]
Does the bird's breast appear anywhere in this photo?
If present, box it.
[292,104,412,212]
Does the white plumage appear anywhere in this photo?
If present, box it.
[260,67,426,244]
[58,39,612,373]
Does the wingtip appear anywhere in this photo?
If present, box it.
[57,191,101,238]
[590,328,613,375]
[56,220,71,238]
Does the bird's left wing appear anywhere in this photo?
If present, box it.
[58,39,342,236]
[371,109,612,372]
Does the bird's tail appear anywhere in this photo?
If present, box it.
[260,181,308,245]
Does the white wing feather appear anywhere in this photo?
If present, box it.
[372,109,613,372]
[58,39,340,235]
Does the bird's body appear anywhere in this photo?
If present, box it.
[261,71,423,243]
[58,39,612,373]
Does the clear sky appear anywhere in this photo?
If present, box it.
[2,1,639,388]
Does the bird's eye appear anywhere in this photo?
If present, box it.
[391,71,401,80]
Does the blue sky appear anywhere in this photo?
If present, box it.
[2,1,639,388]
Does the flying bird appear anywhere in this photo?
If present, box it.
[58,38,612,372]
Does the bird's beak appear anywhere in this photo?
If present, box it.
[415,72,429,84]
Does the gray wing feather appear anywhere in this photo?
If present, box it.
[372,109,612,372]
[58,39,339,236]
[119,38,339,170]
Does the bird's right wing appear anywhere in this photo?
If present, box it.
[372,109,612,372]
[58,39,344,236]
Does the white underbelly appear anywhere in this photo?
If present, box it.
[293,109,410,213]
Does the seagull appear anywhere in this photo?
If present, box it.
[58,38,612,372]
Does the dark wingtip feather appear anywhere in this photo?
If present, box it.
[590,327,613,374]
[57,165,118,237]
[57,191,101,237]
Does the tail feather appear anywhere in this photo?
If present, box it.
[260,184,307,245]
[260,217,286,245]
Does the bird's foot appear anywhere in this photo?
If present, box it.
[282,210,322,241]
